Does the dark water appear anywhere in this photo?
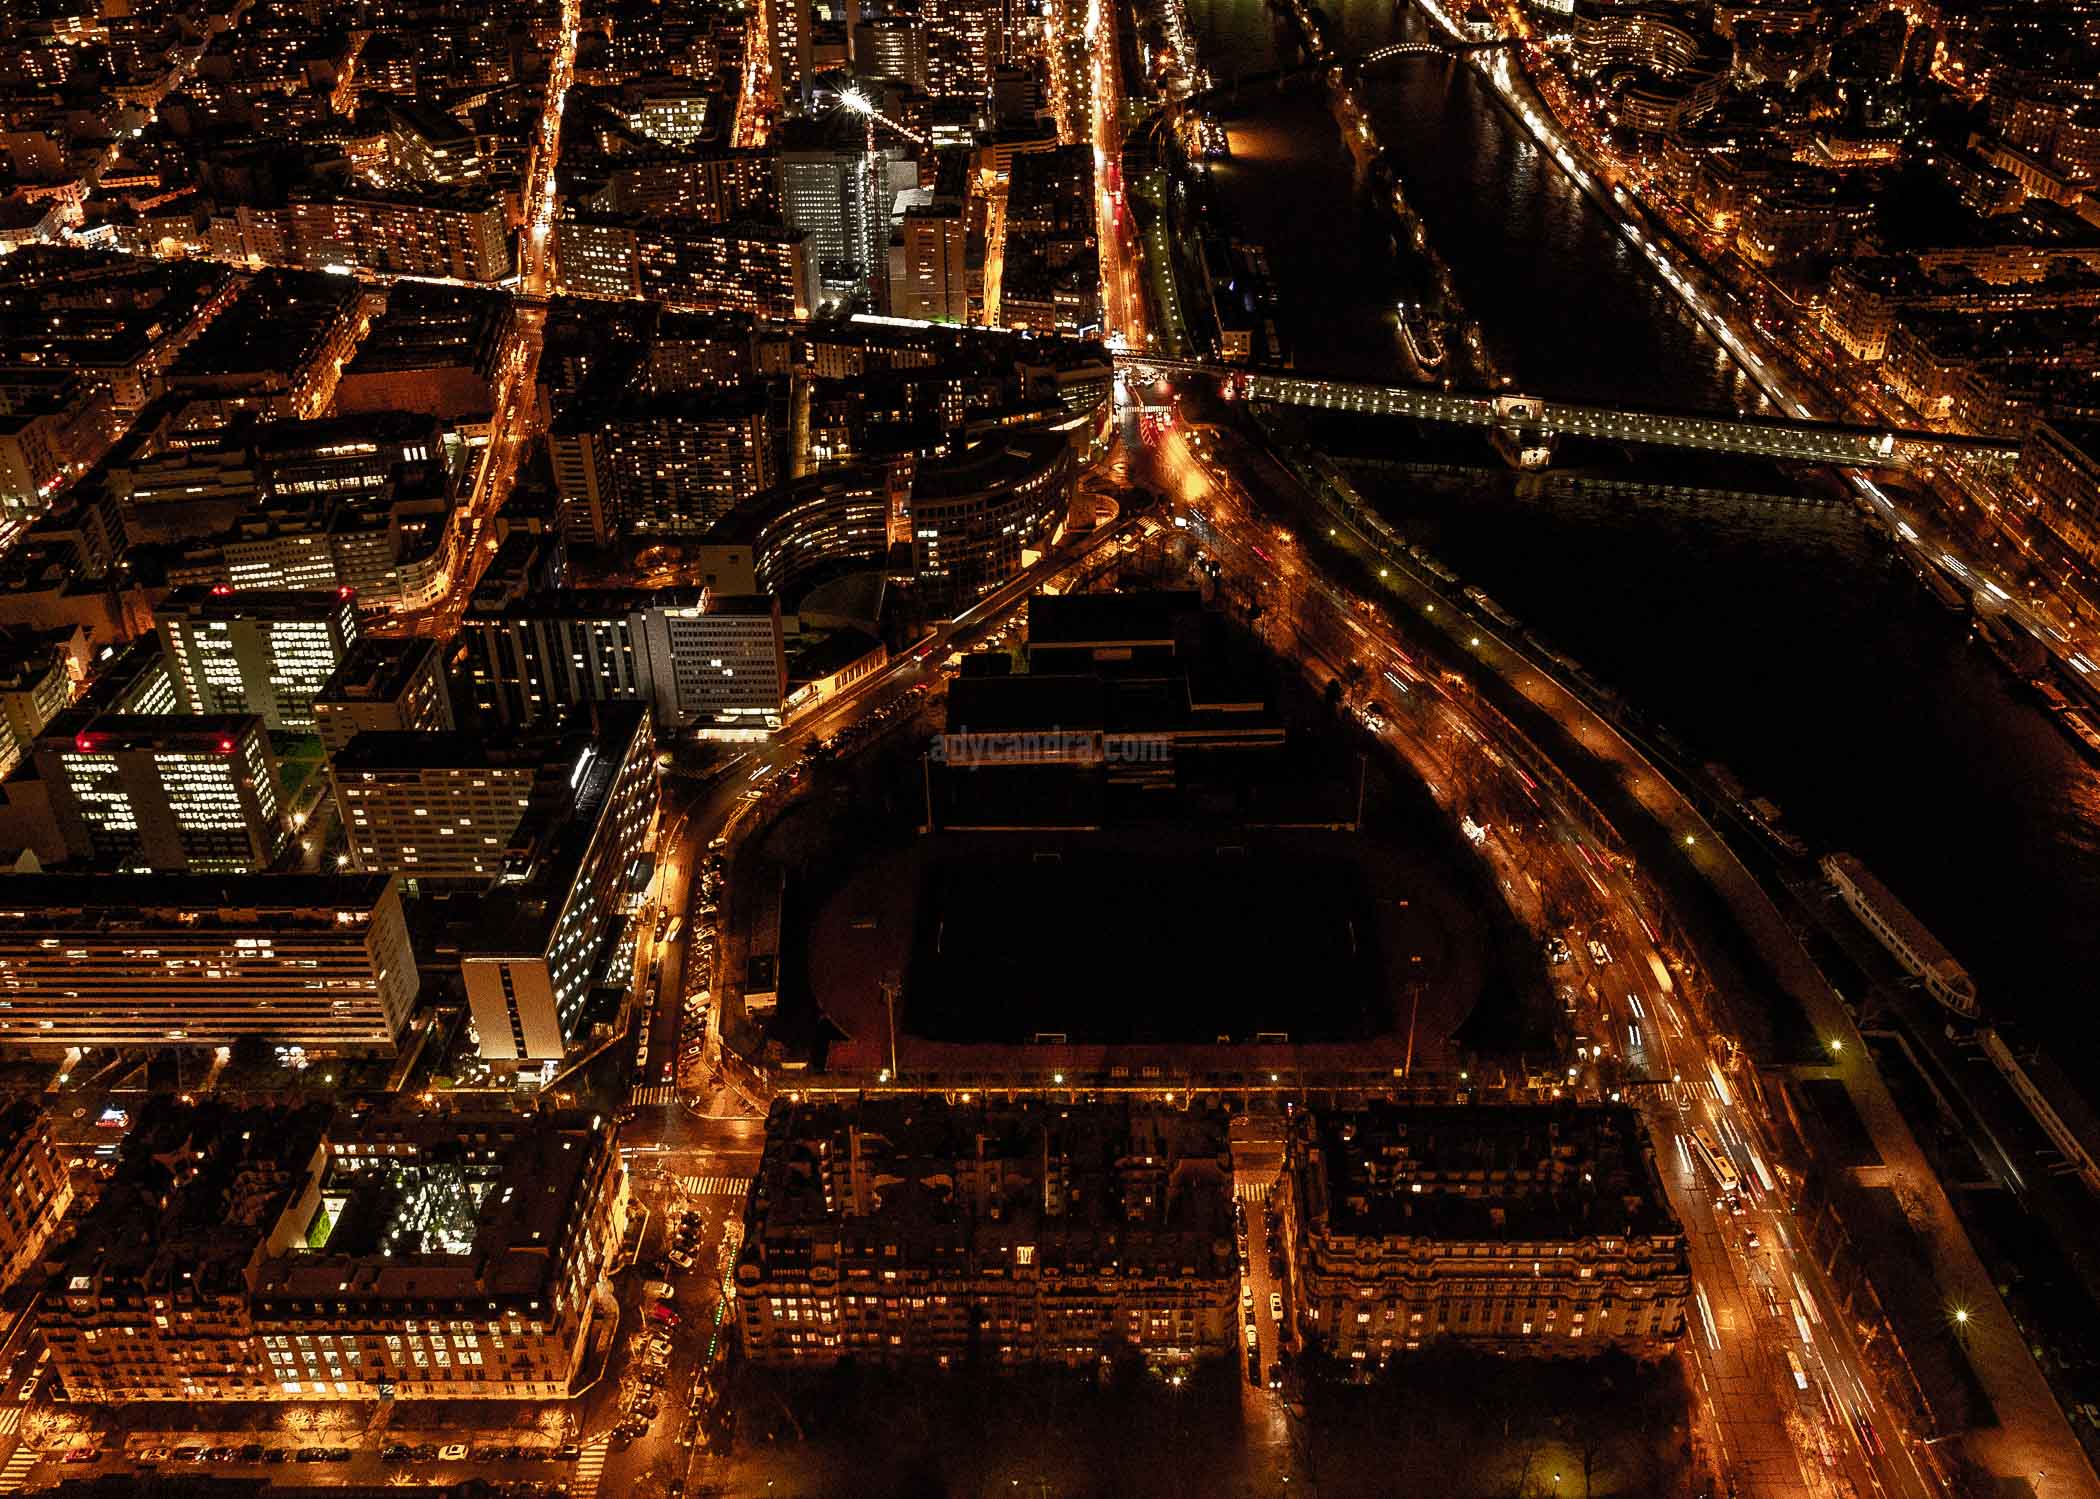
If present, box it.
[1183,0,2100,1071]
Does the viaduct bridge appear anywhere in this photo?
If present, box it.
[1114,356,2024,471]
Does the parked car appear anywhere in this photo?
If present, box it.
[439,1445,470,1462]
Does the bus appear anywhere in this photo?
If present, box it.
[1689,1125,1742,1207]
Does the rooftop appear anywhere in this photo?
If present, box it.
[1027,590,1202,653]
[1305,1104,1680,1243]
[315,637,441,709]
[254,1107,612,1306]
[742,1098,1234,1276]
[0,872,395,925]
[167,270,360,381]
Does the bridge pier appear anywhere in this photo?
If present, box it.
[1490,423,1557,470]
[1488,393,1555,470]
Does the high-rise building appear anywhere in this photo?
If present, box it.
[0,1102,71,1294]
[312,637,455,755]
[909,428,1074,597]
[462,590,787,730]
[0,874,419,1053]
[0,624,81,778]
[640,310,763,395]
[1282,1105,1691,1364]
[889,202,970,322]
[24,711,284,871]
[585,151,778,223]
[736,1098,1237,1368]
[43,1100,627,1402]
[924,0,997,101]
[156,585,362,732]
[554,214,818,319]
[383,102,486,185]
[768,0,813,113]
[331,734,541,882]
[69,632,182,718]
[854,17,928,90]
[778,122,904,310]
[546,390,778,546]
[439,704,655,1061]
[288,187,512,283]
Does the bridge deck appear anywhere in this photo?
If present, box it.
[1114,357,2021,466]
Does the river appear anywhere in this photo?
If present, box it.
[1181,0,2100,1073]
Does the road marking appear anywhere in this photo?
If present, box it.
[571,1437,609,1499]
[0,1411,20,1437]
[0,1441,38,1493]
[674,1175,754,1198]
[629,1086,677,1106]
[1234,1182,1272,1202]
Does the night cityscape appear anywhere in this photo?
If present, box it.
[0,0,2087,1492]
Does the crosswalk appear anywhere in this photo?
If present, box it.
[0,1441,38,1493]
[674,1174,754,1198]
[1234,1181,1273,1202]
[571,1437,608,1499]
[0,1408,22,1436]
[628,1086,677,1106]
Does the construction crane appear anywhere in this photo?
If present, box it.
[834,85,929,147]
